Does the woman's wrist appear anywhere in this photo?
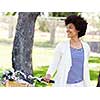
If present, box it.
[46,74,51,79]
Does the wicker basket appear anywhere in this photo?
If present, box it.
[5,81,33,87]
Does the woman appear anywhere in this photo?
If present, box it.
[44,15,90,87]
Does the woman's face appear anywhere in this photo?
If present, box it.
[66,23,79,38]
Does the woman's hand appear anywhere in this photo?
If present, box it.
[43,74,51,83]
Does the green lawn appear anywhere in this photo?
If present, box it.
[89,56,100,63]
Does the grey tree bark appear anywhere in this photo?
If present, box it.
[12,12,40,83]
[47,19,57,44]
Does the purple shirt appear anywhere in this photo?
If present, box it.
[67,47,84,84]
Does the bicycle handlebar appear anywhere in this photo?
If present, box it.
[28,75,55,83]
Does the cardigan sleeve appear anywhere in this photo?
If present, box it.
[84,43,91,86]
[86,43,91,62]
[46,42,62,77]
[88,44,90,58]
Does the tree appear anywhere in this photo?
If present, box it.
[12,12,40,83]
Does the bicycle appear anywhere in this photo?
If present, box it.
[0,70,54,87]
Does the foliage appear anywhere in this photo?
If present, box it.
[49,12,80,17]
[5,12,17,16]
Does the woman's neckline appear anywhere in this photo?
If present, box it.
[70,39,83,50]
[70,46,83,50]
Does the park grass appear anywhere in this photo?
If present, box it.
[89,56,100,63]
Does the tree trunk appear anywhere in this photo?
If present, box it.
[50,22,56,44]
[12,12,39,83]
[48,20,56,44]
[8,16,14,38]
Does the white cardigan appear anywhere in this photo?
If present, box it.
[46,39,90,87]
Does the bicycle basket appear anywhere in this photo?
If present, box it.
[5,80,33,87]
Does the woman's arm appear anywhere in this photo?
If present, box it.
[44,43,62,81]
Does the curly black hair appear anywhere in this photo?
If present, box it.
[65,15,88,38]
